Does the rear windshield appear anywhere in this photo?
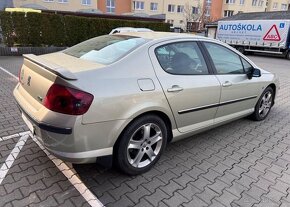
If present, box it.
[63,35,148,64]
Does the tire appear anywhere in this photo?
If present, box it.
[251,87,274,121]
[286,51,290,60]
[237,47,245,54]
[114,114,168,175]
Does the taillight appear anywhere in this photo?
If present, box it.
[43,84,94,115]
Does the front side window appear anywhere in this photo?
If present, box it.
[204,42,244,74]
[155,42,209,75]
[64,35,148,65]
[241,58,253,73]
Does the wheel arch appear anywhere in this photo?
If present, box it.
[113,110,174,157]
[267,83,276,106]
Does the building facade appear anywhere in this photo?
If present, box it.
[130,0,204,29]
[13,0,100,13]
[207,0,290,19]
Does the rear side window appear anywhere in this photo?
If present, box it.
[155,42,209,75]
[64,35,148,64]
[204,42,244,74]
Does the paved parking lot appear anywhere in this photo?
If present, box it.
[0,55,290,207]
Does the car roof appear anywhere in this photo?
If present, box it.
[113,31,207,41]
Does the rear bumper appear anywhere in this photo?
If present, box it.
[17,104,121,164]
[22,110,72,135]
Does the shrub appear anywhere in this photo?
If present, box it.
[0,11,170,47]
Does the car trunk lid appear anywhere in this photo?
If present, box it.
[16,53,103,112]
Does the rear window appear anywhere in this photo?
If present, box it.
[63,35,148,64]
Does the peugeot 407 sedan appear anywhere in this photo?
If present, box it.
[14,32,279,175]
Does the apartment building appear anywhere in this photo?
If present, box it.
[13,0,100,13]
[214,0,290,19]
[130,0,204,29]
[267,0,290,11]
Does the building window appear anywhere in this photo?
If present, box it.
[106,0,115,13]
[168,4,175,12]
[205,8,210,16]
[225,0,235,4]
[238,11,243,13]
[239,0,245,5]
[44,0,54,2]
[150,3,158,11]
[177,5,184,13]
[258,0,263,6]
[81,0,91,5]
[281,3,287,10]
[192,7,199,14]
[206,0,212,6]
[252,0,257,6]
[133,1,144,10]
[273,2,278,9]
[58,0,68,3]
[224,10,234,17]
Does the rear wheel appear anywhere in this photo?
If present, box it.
[251,87,274,121]
[286,51,290,60]
[115,115,167,175]
[237,47,245,54]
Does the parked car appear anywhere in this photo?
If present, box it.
[14,32,279,175]
[109,27,153,34]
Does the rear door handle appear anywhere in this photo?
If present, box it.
[222,81,232,87]
[167,85,183,92]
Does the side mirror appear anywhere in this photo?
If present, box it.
[247,68,261,79]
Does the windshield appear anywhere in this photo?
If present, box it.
[63,35,148,64]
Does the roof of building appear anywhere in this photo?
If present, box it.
[220,10,290,21]
[206,11,290,26]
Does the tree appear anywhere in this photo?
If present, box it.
[183,1,202,32]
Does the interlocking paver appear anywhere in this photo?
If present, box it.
[1,55,290,206]
[144,188,170,206]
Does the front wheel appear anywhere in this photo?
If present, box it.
[251,87,274,121]
[114,115,167,175]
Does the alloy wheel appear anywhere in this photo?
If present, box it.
[127,123,163,168]
[259,91,273,118]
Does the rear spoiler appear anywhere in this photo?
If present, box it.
[23,54,77,80]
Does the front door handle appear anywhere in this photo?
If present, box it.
[222,81,232,87]
[167,85,183,92]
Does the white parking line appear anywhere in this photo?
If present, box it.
[0,131,30,142]
[0,66,104,207]
[0,66,18,80]
[31,134,103,207]
[0,134,29,185]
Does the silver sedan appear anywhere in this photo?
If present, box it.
[14,32,279,175]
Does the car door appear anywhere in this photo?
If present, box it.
[202,41,262,123]
[149,40,221,133]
